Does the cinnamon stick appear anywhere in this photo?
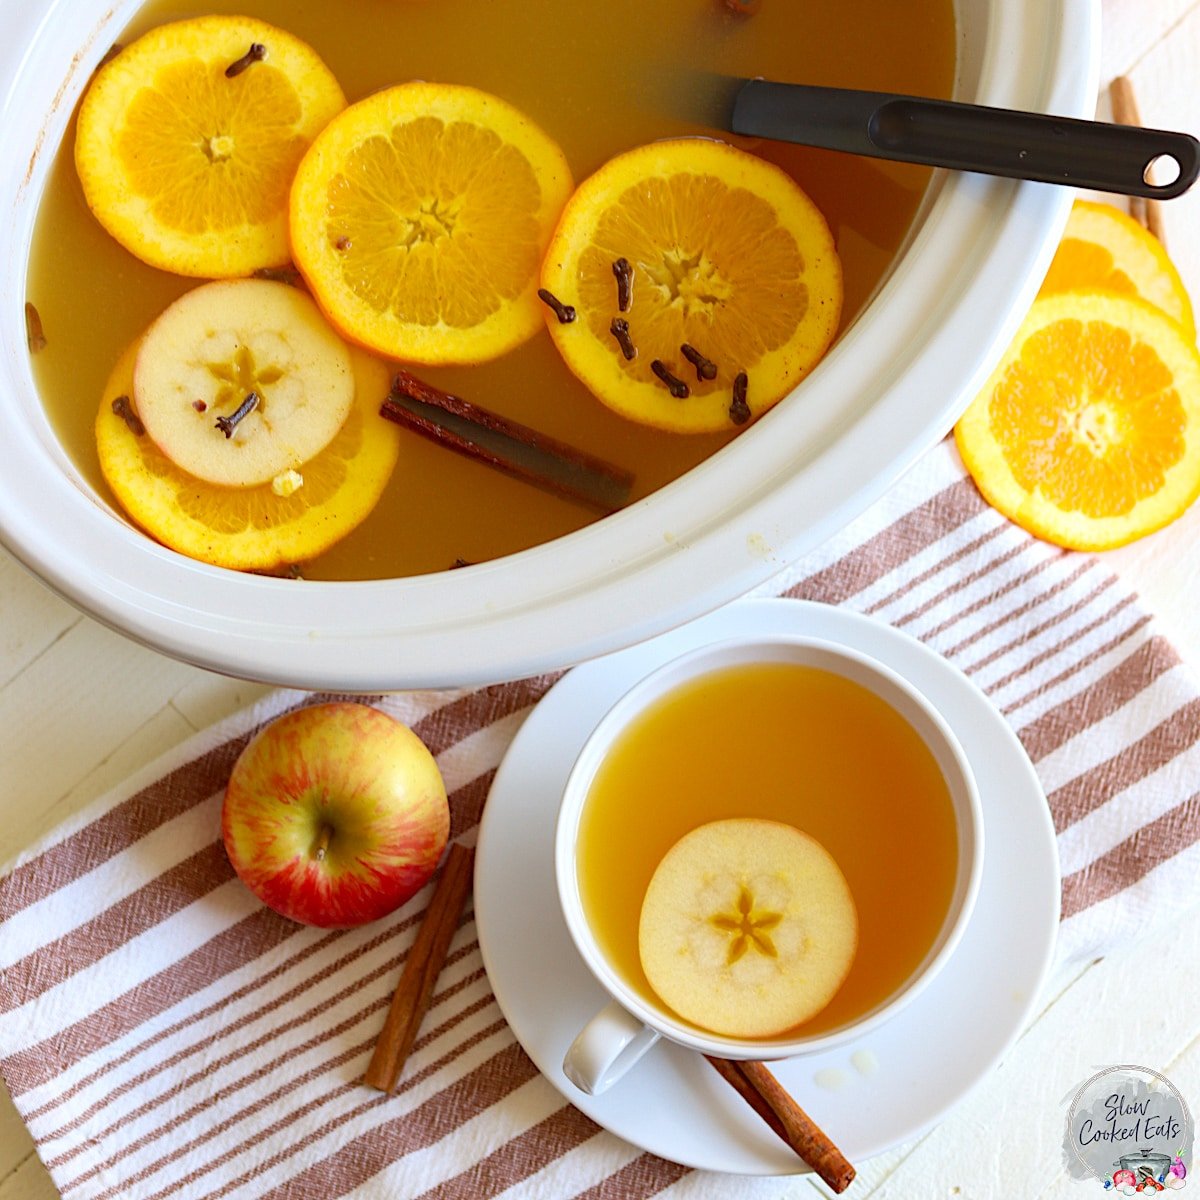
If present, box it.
[1110,75,1167,246]
[704,1056,855,1192]
[364,843,475,1092]
[381,370,634,514]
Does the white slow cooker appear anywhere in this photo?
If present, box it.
[0,0,1098,690]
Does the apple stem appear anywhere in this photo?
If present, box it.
[314,825,333,861]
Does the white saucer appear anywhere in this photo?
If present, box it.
[474,599,1059,1175]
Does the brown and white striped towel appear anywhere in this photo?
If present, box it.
[2,438,1198,1199]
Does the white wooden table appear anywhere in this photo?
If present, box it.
[3,3,1200,1196]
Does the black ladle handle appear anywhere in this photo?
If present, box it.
[731,81,1200,199]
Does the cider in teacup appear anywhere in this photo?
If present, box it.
[575,659,960,1038]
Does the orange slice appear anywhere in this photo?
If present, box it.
[955,291,1200,551]
[289,83,573,365]
[75,16,345,277]
[97,339,401,571]
[1039,200,1195,338]
[539,137,842,434]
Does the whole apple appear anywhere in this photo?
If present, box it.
[222,702,449,928]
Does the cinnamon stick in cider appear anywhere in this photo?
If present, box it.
[704,1056,856,1192]
[381,369,634,514]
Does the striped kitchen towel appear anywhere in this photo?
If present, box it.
[1,437,1198,1200]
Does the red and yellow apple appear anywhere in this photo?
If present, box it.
[221,702,450,928]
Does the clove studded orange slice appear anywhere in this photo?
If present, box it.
[97,339,401,572]
[75,15,345,277]
[539,137,843,433]
[1038,200,1195,338]
[289,82,574,365]
[955,290,1200,551]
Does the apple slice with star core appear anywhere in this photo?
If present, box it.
[638,818,858,1038]
[133,278,355,488]
[222,702,449,928]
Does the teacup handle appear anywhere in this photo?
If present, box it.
[562,1000,660,1094]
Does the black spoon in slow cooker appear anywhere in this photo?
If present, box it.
[708,79,1199,199]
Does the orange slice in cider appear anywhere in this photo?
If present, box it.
[539,138,843,433]
[97,341,401,571]
[74,16,346,277]
[289,82,574,365]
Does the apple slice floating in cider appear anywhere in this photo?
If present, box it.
[638,818,858,1038]
[133,279,355,488]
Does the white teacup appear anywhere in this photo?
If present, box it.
[554,634,984,1095]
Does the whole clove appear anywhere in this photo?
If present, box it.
[537,288,576,324]
[729,371,751,425]
[111,395,145,437]
[681,343,717,381]
[612,257,634,312]
[215,392,259,438]
[609,317,637,361]
[225,43,266,77]
[651,360,690,399]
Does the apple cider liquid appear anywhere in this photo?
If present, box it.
[576,663,960,1037]
[27,0,955,580]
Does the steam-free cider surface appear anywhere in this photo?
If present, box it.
[28,0,955,580]
[577,662,959,1037]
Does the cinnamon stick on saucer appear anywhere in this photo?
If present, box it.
[364,843,475,1093]
[705,1056,856,1193]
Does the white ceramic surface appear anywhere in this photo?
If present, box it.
[0,1,1099,690]
[553,634,983,1093]
[474,599,1060,1175]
